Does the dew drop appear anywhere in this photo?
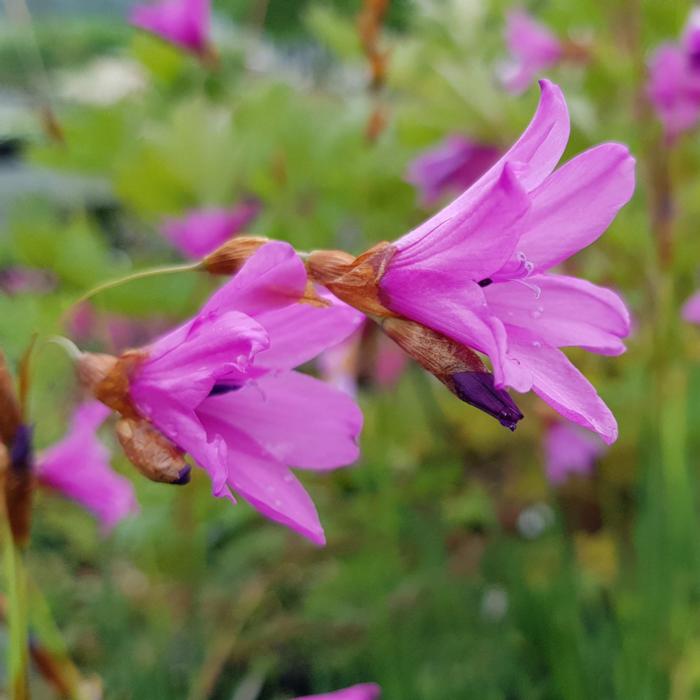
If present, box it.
[274,499,282,507]
[532,340,542,348]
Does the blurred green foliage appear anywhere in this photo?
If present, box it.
[3,0,700,698]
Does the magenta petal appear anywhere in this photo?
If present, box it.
[389,163,530,281]
[395,81,568,252]
[161,202,261,259]
[485,273,631,355]
[544,421,605,485]
[37,402,138,532]
[254,290,365,371]
[508,334,618,444]
[129,0,210,54]
[294,684,382,700]
[494,143,635,277]
[202,241,308,318]
[198,370,362,470]
[195,415,326,545]
[683,290,700,324]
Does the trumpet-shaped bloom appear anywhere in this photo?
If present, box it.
[501,9,563,94]
[406,136,501,207]
[128,242,364,545]
[544,421,605,484]
[648,9,700,141]
[294,684,381,700]
[379,80,635,443]
[130,0,210,56]
[37,402,138,532]
[162,201,262,259]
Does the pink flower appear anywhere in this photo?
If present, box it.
[129,0,210,56]
[127,242,364,545]
[379,80,635,443]
[162,201,262,259]
[682,290,700,323]
[0,267,55,296]
[501,9,563,95]
[36,402,138,532]
[544,421,605,484]
[294,684,381,700]
[648,10,700,141]
[405,136,501,207]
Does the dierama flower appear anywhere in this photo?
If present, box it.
[405,135,501,207]
[544,421,605,484]
[294,684,381,700]
[307,81,634,443]
[648,9,700,141]
[130,0,212,58]
[77,242,363,545]
[161,201,262,259]
[500,9,563,94]
[37,402,138,532]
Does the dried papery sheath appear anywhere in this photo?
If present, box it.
[5,424,35,547]
[381,316,523,429]
[116,418,190,485]
[200,236,270,275]
[0,350,22,446]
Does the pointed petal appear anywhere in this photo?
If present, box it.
[508,335,618,444]
[485,273,631,354]
[294,684,382,700]
[495,143,635,276]
[196,414,326,545]
[395,80,569,250]
[199,370,362,470]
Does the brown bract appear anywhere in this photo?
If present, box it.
[115,418,189,485]
[77,350,189,485]
[0,350,22,447]
[305,241,398,317]
[201,235,270,276]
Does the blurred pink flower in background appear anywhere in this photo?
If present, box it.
[161,201,262,259]
[127,242,364,545]
[544,421,606,484]
[36,402,138,532]
[379,80,635,443]
[405,135,501,207]
[294,684,381,700]
[647,9,700,141]
[501,9,563,94]
[130,0,211,56]
[0,267,55,296]
[319,320,408,396]
[682,290,700,323]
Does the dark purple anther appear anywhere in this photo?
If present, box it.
[208,383,241,397]
[452,371,524,430]
[173,465,192,485]
[10,424,33,472]
[478,278,493,288]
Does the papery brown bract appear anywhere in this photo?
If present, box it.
[200,236,270,276]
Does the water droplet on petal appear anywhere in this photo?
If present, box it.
[532,340,541,348]
[274,499,282,507]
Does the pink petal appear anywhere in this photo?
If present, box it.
[294,684,382,700]
[195,415,326,545]
[388,163,530,281]
[544,421,605,484]
[494,143,635,277]
[254,289,365,371]
[508,334,618,444]
[198,370,362,470]
[37,402,138,532]
[683,290,700,324]
[395,80,569,251]
[161,201,261,259]
[129,0,210,54]
[485,273,631,355]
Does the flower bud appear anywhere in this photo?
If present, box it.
[115,418,191,485]
[200,236,270,276]
[380,316,523,430]
[5,424,35,547]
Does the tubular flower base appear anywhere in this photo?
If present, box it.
[294,684,382,700]
[76,242,364,545]
[308,81,634,443]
